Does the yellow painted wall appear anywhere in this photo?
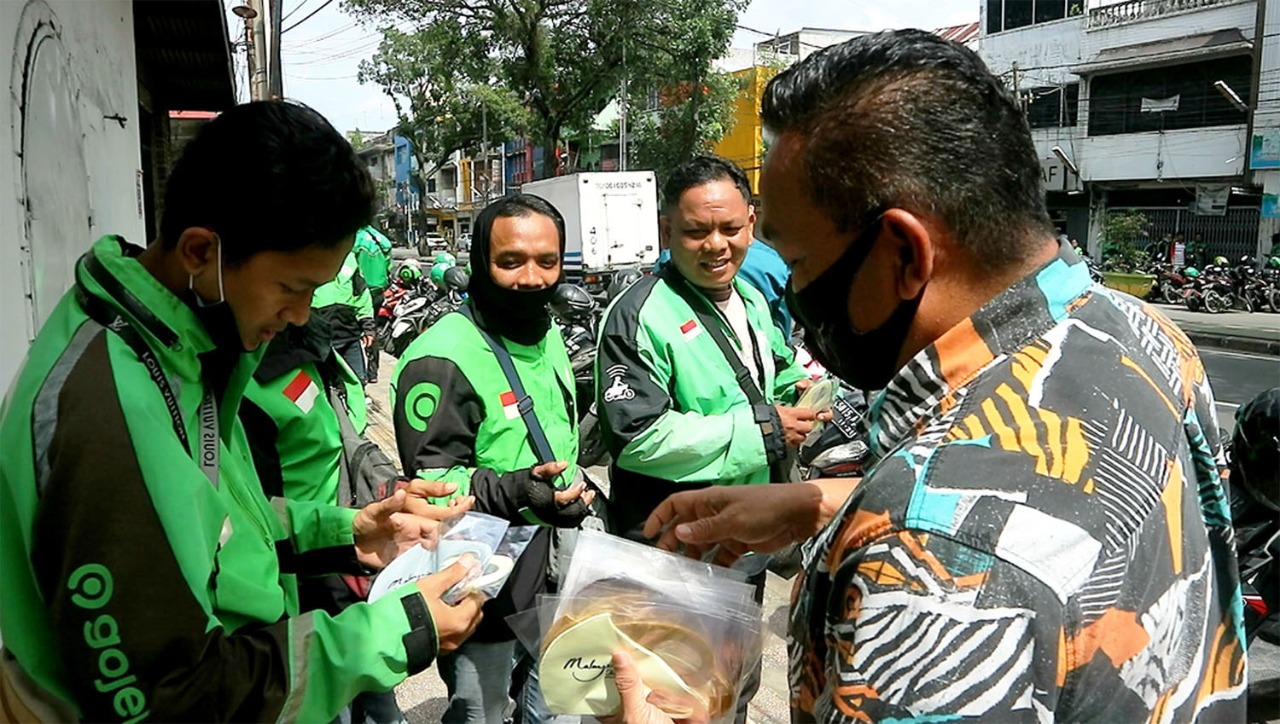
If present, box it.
[713,66,774,195]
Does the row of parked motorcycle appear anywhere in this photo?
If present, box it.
[1145,255,1280,314]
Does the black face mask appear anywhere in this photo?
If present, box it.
[786,215,924,392]
[468,282,558,346]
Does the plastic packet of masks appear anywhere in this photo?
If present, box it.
[367,512,526,604]
[521,531,764,723]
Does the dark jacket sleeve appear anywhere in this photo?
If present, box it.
[392,354,540,523]
[239,397,285,499]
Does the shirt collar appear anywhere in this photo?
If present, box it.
[864,242,1094,460]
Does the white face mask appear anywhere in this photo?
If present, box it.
[189,234,226,307]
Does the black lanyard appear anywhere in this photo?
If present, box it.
[666,274,768,406]
[75,262,219,488]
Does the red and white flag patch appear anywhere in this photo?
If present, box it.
[500,391,520,420]
[680,319,702,342]
[283,370,320,413]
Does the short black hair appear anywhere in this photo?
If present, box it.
[761,29,1052,269]
[661,155,752,213]
[473,193,567,253]
[160,100,374,264]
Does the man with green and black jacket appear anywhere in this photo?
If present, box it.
[0,102,482,723]
[354,225,393,383]
[596,156,821,540]
[392,195,599,724]
[241,315,408,724]
[313,249,376,384]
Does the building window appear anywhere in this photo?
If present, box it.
[1087,55,1251,136]
[1025,83,1080,129]
[1034,0,1066,24]
[988,0,1077,33]
[427,178,437,192]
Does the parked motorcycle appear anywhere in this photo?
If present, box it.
[1145,262,1192,305]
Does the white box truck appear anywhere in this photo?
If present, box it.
[521,171,659,292]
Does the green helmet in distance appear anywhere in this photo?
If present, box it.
[398,264,422,283]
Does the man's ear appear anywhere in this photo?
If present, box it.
[658,215,672,251]
[880,209,934,302]
[174,228,219,278]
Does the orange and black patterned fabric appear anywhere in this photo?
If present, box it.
[790,244,1246,722]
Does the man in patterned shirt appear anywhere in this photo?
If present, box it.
[636,29,1246,722]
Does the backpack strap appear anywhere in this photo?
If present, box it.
[459,304,557,465]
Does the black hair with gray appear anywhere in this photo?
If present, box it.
[761,29,1052,269]
[661,155,752,213]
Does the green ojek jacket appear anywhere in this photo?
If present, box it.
[595,268,808,535]
[354,226,392,291]
[0,237,439,722]
[390,304,579,511]
[312,250,374,347]
[390,302,578,642]
[241,318,367,504]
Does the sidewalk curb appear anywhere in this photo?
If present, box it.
[1185,331,1280,357]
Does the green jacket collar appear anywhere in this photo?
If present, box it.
[77,235,264,432]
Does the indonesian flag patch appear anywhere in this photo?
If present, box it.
[680,319,702,342]
[283,370,320,413]
[500,391,520,420]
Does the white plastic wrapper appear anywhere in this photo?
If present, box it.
[368,512,532,605]
[512,531,764,723]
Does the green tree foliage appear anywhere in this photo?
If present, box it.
[346,0,746,178]
[357,21,528,210]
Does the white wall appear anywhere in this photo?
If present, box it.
[1081,0,1256,58]
[1,0,143,392]
[1081,125,1248,180]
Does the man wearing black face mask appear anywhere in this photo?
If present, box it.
[634,30,1245,723]
[391,194,601,724]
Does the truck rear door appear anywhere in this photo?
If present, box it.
[602,192,647,267]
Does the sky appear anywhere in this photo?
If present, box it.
[275,0,980,134]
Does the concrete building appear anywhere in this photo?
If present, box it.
[713,24,978,196]
[1,0,235,391]
[980,0,1273,260]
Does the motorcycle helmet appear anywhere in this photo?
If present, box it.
[1269,256,1280,270]
[430,262,450,289]
[434,251,457,267]
[398,264,423,283]
[607,269,644,301]
[1214,256,1229,267]
[1232,388,1280,512]
[443,266,470,293]
[550,283,596,321]
[1184,267,1200,278]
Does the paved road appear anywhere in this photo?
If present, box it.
[1203,348,1279,428]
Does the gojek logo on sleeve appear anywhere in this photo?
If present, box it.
[68,563,149,723]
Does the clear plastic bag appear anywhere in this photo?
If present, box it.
[520,531,764,723]
[368,512,531,604]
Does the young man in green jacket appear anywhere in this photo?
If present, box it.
[354,225,394,383]
[596,155,820,540]
[312,249,376,384]
[0,101,482,722]
[392,195,598,724]
[241,315,407,724]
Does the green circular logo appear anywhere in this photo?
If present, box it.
[405,381,441,432]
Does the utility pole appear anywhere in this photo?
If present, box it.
[1244,0,1265,185]
[1011,61,1021,110]
[481,103,489,204]
[268,0,283,98]
[233,5,259,99]
[618,41,629,172]
[248,0,269,101]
